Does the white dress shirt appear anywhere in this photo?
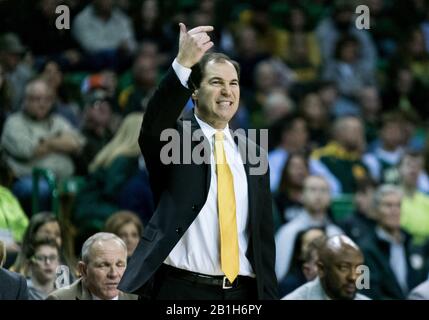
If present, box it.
[164,60,254,277]
[91,293,119,300]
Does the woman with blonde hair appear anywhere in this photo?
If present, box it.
[73,113,153,249]
[88,112,143,172]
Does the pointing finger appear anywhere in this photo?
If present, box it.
[188,26,214,35]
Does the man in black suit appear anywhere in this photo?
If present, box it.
[360,184,429,299]
[0,268,29,300]
[118,23,278,300]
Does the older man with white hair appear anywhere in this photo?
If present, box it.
[359,184,429,299]
[47,233,137,300]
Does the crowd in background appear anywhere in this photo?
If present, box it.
[1,0,429,299]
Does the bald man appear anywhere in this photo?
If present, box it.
[283,235,370,300]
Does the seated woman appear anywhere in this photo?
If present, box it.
[11,211,76,279]
[278,227,326,297]
[104,211,143,257]
[73,112,153,247]
[274,152,309,226]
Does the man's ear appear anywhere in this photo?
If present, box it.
[192,90,198,100]
[78,261,87,278]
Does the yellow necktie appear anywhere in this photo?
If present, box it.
[214,131,239,283]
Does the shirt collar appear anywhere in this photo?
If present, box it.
[194,113,234,146]
[376,226,404,245]
[91,293,119,300]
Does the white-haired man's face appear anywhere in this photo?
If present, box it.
[79,239,127,300]
[377,192,402,232]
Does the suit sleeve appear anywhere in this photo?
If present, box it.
[139,67,193,202]
[260,166,279,299]
[17,275,29,300]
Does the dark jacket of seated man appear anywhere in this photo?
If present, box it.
[0,267,29,300]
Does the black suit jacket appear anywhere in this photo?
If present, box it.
[0,268,29,300]
[118,67,278,299]
[360,229,429,299]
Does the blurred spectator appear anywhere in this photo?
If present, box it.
[0,63,12,136]
[268,114,308,191]
[363,112,405,184]
[1,79,85,214]
[360,185,429,299]
[299,92,330,149]
[316,0,377,72]
[104,211,143,257]
[237,2,279,56]
[72,0,136,71]
[358,86,382,146]
[339,178,377,245]
[115,155,154,226]
[246,59,295,128]
[11,212,75,278]
[274,152,309,225]
[132,0,173,65]
[322,35,376,101]
[275,5,321,84]
[278,227,326,297]
[81,69,118,102]
[275,175,343,283]
[117,50,159,115]
[283,235,370,300]
[0,263,29,300]
[0,32,35,110]
[0,151,29,268]
[382,65,428,120]
[310,116,369,195]
[393,28,429,90]
[76,89,113,176]
[73,113,152,244]
[366,0,399,58]
[21,0,82,70]
[26,237,60,300]
[232,26,270,91]
[399,151,429,244]
[40,60,81,127]
[47,232,137,300]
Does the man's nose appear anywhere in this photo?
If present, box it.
[221,84,232,96]
[107,266,120,278]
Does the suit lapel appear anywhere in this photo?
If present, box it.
[181,109,211,196]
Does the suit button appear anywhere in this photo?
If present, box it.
[176,227,183,234]
[192,204,197,211]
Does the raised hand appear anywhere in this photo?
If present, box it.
[176,23,214,68]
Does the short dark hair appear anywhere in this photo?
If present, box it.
[189,52,240,90]
[334,34,359,60]
[26,237,59,260]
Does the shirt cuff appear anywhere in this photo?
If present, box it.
[172,58,192,89]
